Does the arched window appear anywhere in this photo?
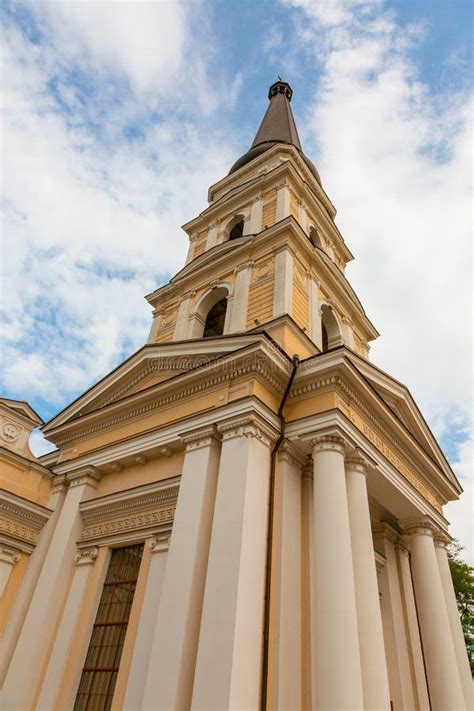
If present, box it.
[309,226,323,249]
[321,304,342,351]
[229,220,244,240]
[226,215,245,241]
[203,298,227,337]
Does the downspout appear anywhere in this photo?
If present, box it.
[261,354,299,711]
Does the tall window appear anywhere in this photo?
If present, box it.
[74,544,144,711]
[203,298,227,337]
[229,219,244,240]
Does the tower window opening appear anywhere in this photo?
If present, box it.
[322,321,328,352]
[310,226,323,249]
[229,219,244,240]
[203,298,227,337]
[321,304,342,351]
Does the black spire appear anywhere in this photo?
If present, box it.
[229,80,320,184]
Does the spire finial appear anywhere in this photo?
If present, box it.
[268,79,293,102]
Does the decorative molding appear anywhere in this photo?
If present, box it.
[372,522,401,546]
[75,546,98,566]
[0,489,52,551]
[149,532,171,554]
[310,434,346,455]
[52,349,288,446]
[180,425,221,452]
[402,516,442,538]
[67,466,102,489]
[51,474,68,495]
[0,546,21,566]
[291,371,444,511]
[218,415,277,447]
[278,439,306,467]
[345,449,369,475]
[79,479,179,546]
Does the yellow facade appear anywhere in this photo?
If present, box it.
[0,81,469,711]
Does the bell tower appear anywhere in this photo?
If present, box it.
[146,80,378,359]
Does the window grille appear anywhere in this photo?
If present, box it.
[74,544,144,711]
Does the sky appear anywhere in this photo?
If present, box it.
[0,0,472,559]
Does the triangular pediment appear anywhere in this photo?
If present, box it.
[346,352,458,488]
[0,398,43,426]
[42,334,268,434]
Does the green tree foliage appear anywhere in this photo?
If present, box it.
[447,540,474,671]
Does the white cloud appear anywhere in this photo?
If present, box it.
[287,0,472,551]
[1,6,235,406]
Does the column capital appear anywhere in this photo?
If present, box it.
[217,415,277,447]
[75,546,98,566]
[149,532,171,554]
[302,456,313,480]
[0,545,21,566]
[180,425,221,452]
[433,530,452,549]
[372,521,401,545]
[310,433,346,455]
[278,440,306,467]
[67,466,102,489]
[51,474,68,495]
[402,516,440,538]
[345,449,370,475]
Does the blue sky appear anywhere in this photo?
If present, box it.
[0,0,472,557]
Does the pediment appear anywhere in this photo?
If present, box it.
[346,352,458,487]
[42,334,268,434]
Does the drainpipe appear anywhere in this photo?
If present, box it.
[261,354,299,711]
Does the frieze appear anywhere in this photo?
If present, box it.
[53,356,287,446]
[80,507,175,542]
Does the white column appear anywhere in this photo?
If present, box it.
[311,434,364,709]
[123,533,170,710]
[309,276,322,350]
[227,262,251,333]
[301,461,316,711]
[1,467,101,711]
[273,247,293,318]
[276,183,290,221]
[174,293,193,340]
[345,453,391,709]
[406,518,466,710]
[397,543,431,710]
[435,533,473,709]
[373,523,417,710]
[0,477,66,686]
[191,415,275,711]
[269,442,302,711]
[141,426,221,711]
[36,546,98,711]
[0,546,20,596]
[249,196,263,233]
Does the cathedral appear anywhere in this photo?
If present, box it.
[0,81,471,711]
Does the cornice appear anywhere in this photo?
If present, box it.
[79,478,179,546]
[217,414,279,447]
[291,355,453,507]
[48,342,289,447]
[0,489,52,550]
[180,424,221,451]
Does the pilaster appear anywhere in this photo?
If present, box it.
[141,425,221,711]
[1,466,102,710]
[273,247,293,318]
[191,415,276,711]
[0,546,20,596]
[268,440,303,710]
[228,262,252,332]
[174,293,193,340]
[36,546,99,711]
[249,195,263,233]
